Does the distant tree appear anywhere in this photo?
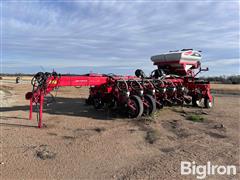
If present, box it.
[202,75,240,84]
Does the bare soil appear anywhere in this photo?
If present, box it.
[0,80,239,179]
[211,84,240,95]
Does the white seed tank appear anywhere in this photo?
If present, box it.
[151,49,202,75]
[151,49,202,64]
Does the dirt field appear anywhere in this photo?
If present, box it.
[211,84,240,95]
[0,79,239,179]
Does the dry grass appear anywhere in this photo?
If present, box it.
[0,76,32,82]
[211,84,240,95]
[211,83,240,91]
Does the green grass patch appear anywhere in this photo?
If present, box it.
[186,114,204,122]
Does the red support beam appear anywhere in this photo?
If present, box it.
[38,92,44,128]
[29,98,32,120]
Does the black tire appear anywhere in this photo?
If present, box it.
[128,95,144,118]
[176,97,184,106]
[156,100,164,109]
[143,94,157,116]
[108,98,117,109]
[184,96,192,105]
[93,97,104,109]
[204,97,213,108]
[85,96,93,105]
[192,96,200,107]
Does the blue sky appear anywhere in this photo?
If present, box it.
[1,1,239,76]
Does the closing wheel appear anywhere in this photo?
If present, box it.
[192,96,201,107]
[143,94,157,116]
[128,95,143,118]
[204,97,213,108]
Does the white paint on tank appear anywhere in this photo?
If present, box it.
[151,50,202,64]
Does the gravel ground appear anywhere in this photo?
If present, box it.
[0,82,239,179]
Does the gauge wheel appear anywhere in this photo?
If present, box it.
[128,95,143,118]
[143,94,157,116]
[204,97,213,108]
[192,96,201,107]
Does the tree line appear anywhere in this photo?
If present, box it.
[202,75,240,84]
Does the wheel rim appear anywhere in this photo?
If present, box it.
[195,97,204,107]
[143,103,150,115]
[208,101,212,108]
[196,100,201,107]
[143,95,156,115]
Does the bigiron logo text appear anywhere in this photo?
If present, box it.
[181,161,237,179]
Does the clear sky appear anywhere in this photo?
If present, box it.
[1,1,239,76]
